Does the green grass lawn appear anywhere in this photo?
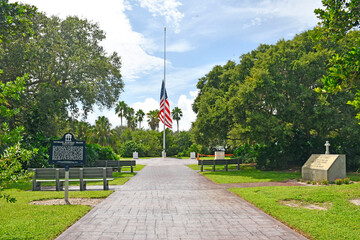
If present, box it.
[187,164,301,183]
[0,164,146,239]
[230,183,360,240]
[0,182,113,240]
[348,172,360,181]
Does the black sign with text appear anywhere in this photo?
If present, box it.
[49,133,86,166]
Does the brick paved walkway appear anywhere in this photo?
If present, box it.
[57,158,307,240]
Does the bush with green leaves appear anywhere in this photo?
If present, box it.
[119,140,145,158]
[85,143,119,166]
[335,178,343,185]
[234,144,263,164]
[0,143,36,202]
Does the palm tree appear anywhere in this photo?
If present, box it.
[147,110,160,131]
[135,109,145,129]
[74,120,92,142]
[115,101,128,127]
[93,116,112,146]
[171,107,183,133]
[125,107,136,130]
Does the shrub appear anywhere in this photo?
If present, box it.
[86,143,118,166]
[335,178,343,185]
[311,181,317,185]
[21,133,54,168]
[256,143,287,170]
[343,177,350,184]
[307,180,311,184]
[321,179,329,185]
[234,144,259,164]
[119,141,145,158]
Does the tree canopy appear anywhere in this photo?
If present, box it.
[314,0,360,120]
[0,9,124,136]
[192,29,360,170]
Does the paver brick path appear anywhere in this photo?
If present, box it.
[57,158,307,240]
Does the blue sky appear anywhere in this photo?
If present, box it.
[12,0,324,130]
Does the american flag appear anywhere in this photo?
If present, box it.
[159,80,172,129]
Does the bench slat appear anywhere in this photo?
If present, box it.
[29,167,113,191]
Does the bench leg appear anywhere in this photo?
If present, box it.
[201,164,203,172]
[59,181,64,191]
[33,181,41,191]
[56,181,60,191]
[225,164,228,171]
[80,182,86,191]
[103,180,109,190]
[131,166,133,173]
[213,164,216,172]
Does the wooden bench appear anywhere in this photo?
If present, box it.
[95,160,136,173]
[198,159,242,172]
[29,167,114,191]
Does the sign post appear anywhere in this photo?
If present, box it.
[64,165,69,204]
[49,133,86,204]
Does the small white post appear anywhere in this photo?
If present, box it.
[325,141,330,154]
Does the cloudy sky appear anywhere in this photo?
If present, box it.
[12,0,323,131]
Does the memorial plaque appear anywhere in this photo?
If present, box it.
[49,133,86,166]
[190,152,196,159]
[302,154,346,182]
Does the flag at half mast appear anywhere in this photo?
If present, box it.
[159,80,172,129]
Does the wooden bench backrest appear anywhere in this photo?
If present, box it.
[96,160,136,167]
[198,159,241,165]
[29,167,113,179]
[29,168,59,179]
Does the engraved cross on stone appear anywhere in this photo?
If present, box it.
[325,141,330,154]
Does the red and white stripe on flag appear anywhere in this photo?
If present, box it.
[159,80,172,129]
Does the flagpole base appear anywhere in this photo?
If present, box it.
[162,151,166,158]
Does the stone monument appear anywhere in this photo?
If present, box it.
[302,141,346,182]
[215,151,225,160]
[190,152,196,159]
[133,151,138,159]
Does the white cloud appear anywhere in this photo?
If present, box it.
[137,0,184,33]
[131,98,159,129]
[84,106,121,128]
[13,0,164,82]
[176,93,197,131]
[167,40,194,52]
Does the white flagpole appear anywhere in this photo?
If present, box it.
[162,27,166,158]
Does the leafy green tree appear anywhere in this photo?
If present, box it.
[135,109,145,129]
[0,1,37,43]
[314,0,360,120]
[0,12,124,136]
[0,1,37,202]
[171,107,183,133]
[115,101,128,127]
[315,0,360,38]
[193,29,360,169]
[192,61,238,148]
